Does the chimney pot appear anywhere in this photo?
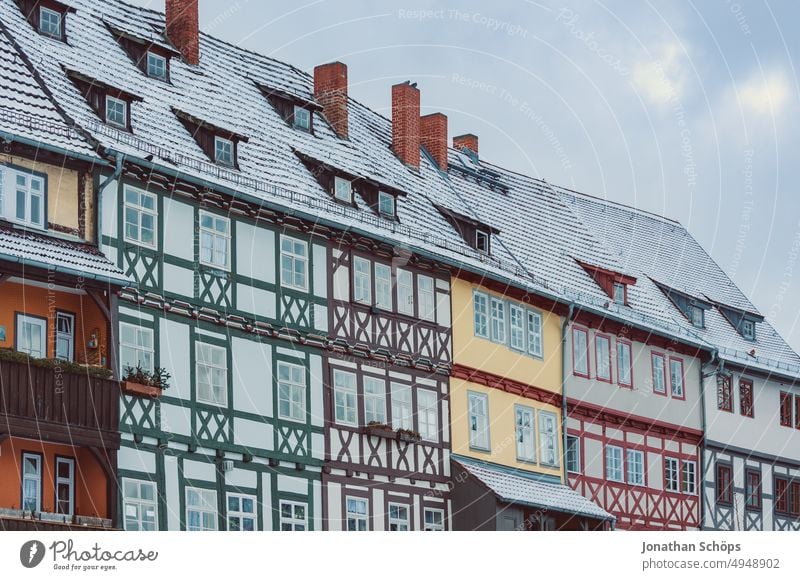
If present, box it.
[453,133,479,157]
[392,82,421,169]
[166,0,200,65]
[420,113,448,171]
[314,62,349,139]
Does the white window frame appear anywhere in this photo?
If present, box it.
[185,487,217,531]
[279,500,307,531]
[468,391,490,451]
[417,275,435,322]
[573,327,589,376]
[122,478,158,531]
[280,235,309,291]
[652,352,666,394]
[374,263,393,311]
[120,322,154,373]
[397,269,414,316]
[16,314,46,359]
[527,310,543,358]
[538,410,559,467]
[214,136,235,166]
[198,211,231,270]
[333,369,358,426]
[595,334,612,381]
[146,51,167,80]
[55,311,75,362]
[515,405,536,462]
[617,341,632,387]
[54,456,75,516]
[613,282,626,304]
[475,230,490,253]
[123,186,157,248]
[21,452,41,512]
[226,492,256,531]
[664,457,680,492]
[626,449,644,486]
[378,191,395,217]
[391,383,413,430]
[6,168,46,229]
[277,361,306,422]
[741,319,755,340]
[39,6,62,37]
[105,95,127,128]
[293,105,311,131]
[605,445,624,482]
[566,435,581,474]
[423,507,444,531]
[509,304,526,351]
[416,389,438,442]
[345,497,368,531]
[195,342,228,407]
[690,304,704,328]
[473,291,489,338]
[388,503,410,531]
[353,256,372,304]
[489,297,506,343]
[670,359,684,398]
[681,460,697,495]
[363,376,386,425]
[334,176,352,203]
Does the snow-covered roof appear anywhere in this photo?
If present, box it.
[453,455,615,522]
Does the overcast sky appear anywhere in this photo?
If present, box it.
[126,0,800,352]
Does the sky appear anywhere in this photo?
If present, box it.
[126,0,800,352]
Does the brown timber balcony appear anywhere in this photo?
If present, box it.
[0,356,121,449]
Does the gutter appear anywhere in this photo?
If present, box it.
[0,130,106,166]
[0,252,127,286]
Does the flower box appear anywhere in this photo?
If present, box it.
[396,429,422,444]
[364,424,395,439]
[122,380,163,398]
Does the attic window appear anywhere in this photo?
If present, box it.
[741,319,755,341]
[173,108,248,169]
[334,177,352,203]
[613,282,626,305]
[214,137,235,167]
[65,70,141,132]
[434,204,499,256]
[378,191,395,218]
[105,96,127,128]
[475,230,490,254]
[39,7,61,37]
[257,84,319,134]
[293,106,311,131]
[577,260,636,306]
[106,24,176,82]
[689,304,704,328]
[147,52,167,80]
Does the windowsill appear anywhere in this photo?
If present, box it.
[468,445,491,454]
[199,263,231,276]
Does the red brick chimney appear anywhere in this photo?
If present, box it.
[392,81,420,169]
[453,133,479,157]
[166,0,199,65]
[314,62,348,139]
[420,113,448,171]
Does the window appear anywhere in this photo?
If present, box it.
[397,269,414,316]
[199,212,230,270]
[613,282,626,304]
[196,342,228,406]
[605,446,623,482]
[16,314,46,359]
[277,361,306,422]
[4,169,46,228]
[741,319,755,340]
[333,370,357,426]
[353,257,371,304]
[214,136,235,166]
[334,176,352,203]
[280,501,307,531]
[616,340,632,387]
[468,391,490,450]
[515,405,535,462]
[418,275,435,321]
[739,379,753,418]
[55,312,74,362]
[717,374,733,412]
[527,310,543,358]
[280,236,308,291]
[147,52,167,80]
[105,95,127,128]
[689,304,704,328]
[346,497,368,531]
[423,508,444,531]
[39,7,62,38]
[123,479,157,531]
[509,304,525,351]
[124,186,157,248]
[664,457,679,492]
[745,470,761,510]
[378,191,395,217]
[293,105,311,131]
[363,377,386,425]
[595,335,612,382]
[388,503,409,531]
[797,395,800,430]
[120,323,154,373]
[55,457,75,515]
[186,488,217,531]
[475,230,490,254]
[391,383,412,430]
[681,460,697,494]
[779,392,792,427]
[416,389,438,441]
[490,298,506,343]
[227,493,256,531]
[792,482,800,517]
[669,358,684,398]
[473,292,489,338]
[716,464,733,505]
[21,453,41,512]
[626,449,644,486]
[566,436,581,473]
[539,411,559,466]
[652,353,666,394]
[374,263,393,311]
[775,477,789,513]
[572,328,589,377]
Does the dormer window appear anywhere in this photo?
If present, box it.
[578,260,636,306]
[613,282,626,305]
[378,191,395,218]
[257,84,320,134]
[690,304,705,328]
[106,24,176,82]
[293,106,311,131]
[334,176,352,203]
[105,96,127,128]
[475,230,490,254]
[18,0,74,41]
[173,108,248,169]
[65,70,141,133]
[215,137,235,167]
[147,51,168,80]
[741,319,755,341]
[39,7,61,37]
[435,204,498,256]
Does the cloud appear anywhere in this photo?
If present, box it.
[738,70,790,116]
[631,42,687,104]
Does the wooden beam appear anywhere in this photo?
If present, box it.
[86,289,111,322]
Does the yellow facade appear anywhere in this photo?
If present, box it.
[450,277,564,479]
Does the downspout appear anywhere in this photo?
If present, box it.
[699,348,719,530]
[560,303,576,483]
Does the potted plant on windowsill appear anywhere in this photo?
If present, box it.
[364,421,395,439]
[121,364,171,398]
[396,428,422,444]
